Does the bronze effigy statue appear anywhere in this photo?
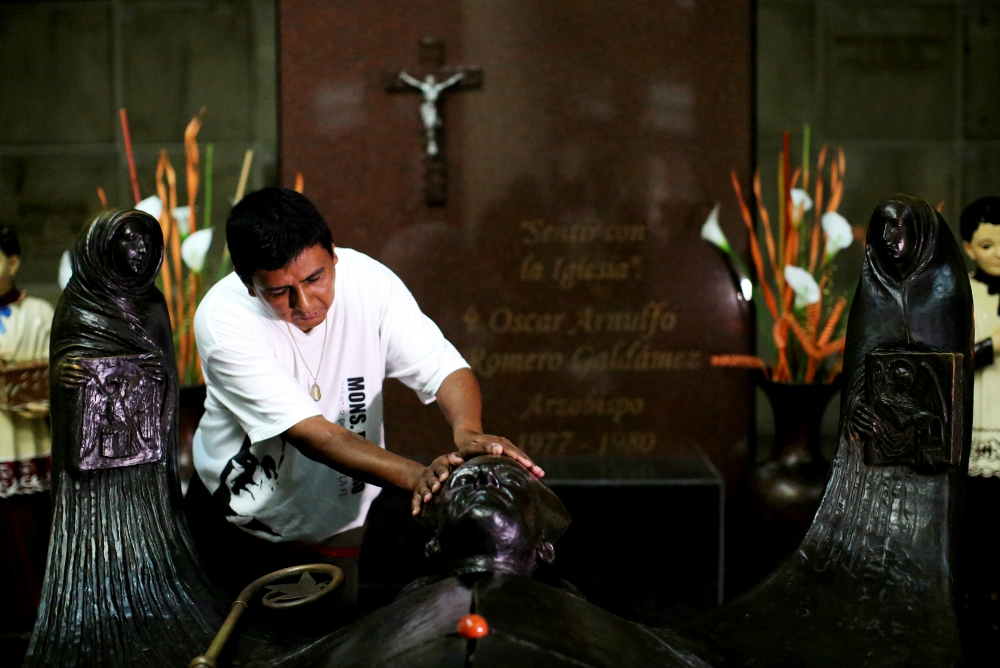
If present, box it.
[682,194,973,666]
[277,455,712,668]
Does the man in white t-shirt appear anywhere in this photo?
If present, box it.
[184,188,541,599]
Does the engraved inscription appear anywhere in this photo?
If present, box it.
[852,352,962,469]
[63,354,165,470]
[516,429,657,456]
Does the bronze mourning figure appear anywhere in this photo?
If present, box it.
[682,194,974,666]
[24,210,331,668]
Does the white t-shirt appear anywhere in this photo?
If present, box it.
[192,247,468,543]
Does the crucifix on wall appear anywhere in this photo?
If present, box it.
[386,38,482,206]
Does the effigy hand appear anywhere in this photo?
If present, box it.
[851,403,880,438]
[138,352,164,382]
[59,357,91,388]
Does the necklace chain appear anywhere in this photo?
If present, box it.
[286,318,329,401]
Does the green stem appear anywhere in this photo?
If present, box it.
[803,124,811,185]
[204,143,214,231]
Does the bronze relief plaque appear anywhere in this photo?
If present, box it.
[861,351,963,469]
[71,355,165,470]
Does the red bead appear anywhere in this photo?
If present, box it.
[457,613,489,639]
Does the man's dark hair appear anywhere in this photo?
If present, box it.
[226,188,334,282]
[960,196,1000,242]
[0,227,21,258]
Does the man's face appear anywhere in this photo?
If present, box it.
[247,244,337,333]
[964,222,1000,276]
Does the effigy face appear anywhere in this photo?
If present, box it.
[424,455,570,572]
[874,201,918,266]
[112,220,153,278]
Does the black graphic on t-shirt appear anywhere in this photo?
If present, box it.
[212,435,282,536]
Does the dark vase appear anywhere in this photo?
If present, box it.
[750,373,841,576]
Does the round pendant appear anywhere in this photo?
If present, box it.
[310,383,322,402]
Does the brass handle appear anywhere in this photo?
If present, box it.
[189,563,344,668]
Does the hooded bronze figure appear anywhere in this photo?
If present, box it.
[26,210,325,668]
[25,210,226,667]
[682,194,973,667]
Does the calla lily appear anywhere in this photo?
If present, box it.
[58,250,73,290]
[172,206,192,237]
[135,195,162,221]
[822,211,853,260]
[181,228,213,274]
[784,265,820,308]
[791,188,813,213]
[700,203,730,252]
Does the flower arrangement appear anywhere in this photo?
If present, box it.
[702,128,859,384]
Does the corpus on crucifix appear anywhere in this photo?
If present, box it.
[387,38,482,206]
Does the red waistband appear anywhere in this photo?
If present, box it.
[304,545,362,559]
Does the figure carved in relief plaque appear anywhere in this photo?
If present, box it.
[60,354,165,468]
[851,353,957,470]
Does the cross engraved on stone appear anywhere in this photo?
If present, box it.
[386,37,482,206]
[62,353,166,470]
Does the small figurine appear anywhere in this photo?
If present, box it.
[0,226,55,639]
[958,195,1000,661]
[961,196,1000,477]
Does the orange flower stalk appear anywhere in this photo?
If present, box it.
[711,355,766,371]
[708,128,852,384]
[731,171,779,319]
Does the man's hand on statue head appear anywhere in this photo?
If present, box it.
[411,452,465,517]
[454,430,545,478]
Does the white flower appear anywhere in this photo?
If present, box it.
[135,195,162,221]
[172,206,192,237]
[58,250,72,290]
[784,265,820,308]
[822,211,853,259]
[700,203,730,252]
[181,228,213,274]
[791,188,813,213]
